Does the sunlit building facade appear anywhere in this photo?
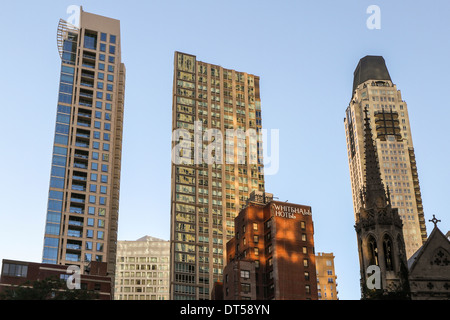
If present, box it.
[344,56,427,258]
[42,7,126,280]
[315,252,338,300]
[223,191,318,300]
[170,52,265,299]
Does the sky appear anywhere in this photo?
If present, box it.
[0,0,449,300]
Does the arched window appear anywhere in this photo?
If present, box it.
[383,235,394,271]
[367,236,379,266]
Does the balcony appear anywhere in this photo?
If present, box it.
[76,129,90,139]
[65,253,81,262]
[80,81,94,88]
[74,151,89,160]
[72,175,87,182]
[70,197,85,204]
[81,71,95,79]
[374,109,402,141]
[82,62,95,69]
[77,118,91,127]
[83,53,96,60]
[68,216,84,228]
[78,109,92,118]
[79,90,93,99]
[66,240,82,251]
[75,139,90,149]
[73,161,88,169]
[71,183,86,192]
[67,229,82,238]
[69,206,84,214]
[79,100,92,108]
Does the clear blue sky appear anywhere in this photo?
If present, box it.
[1,0,449,300]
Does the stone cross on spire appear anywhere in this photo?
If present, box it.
[429,215,441,229]
[362,107,388,209]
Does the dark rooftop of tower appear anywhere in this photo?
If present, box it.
[352,56,391,93]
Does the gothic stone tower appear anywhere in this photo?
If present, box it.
[354,108,410,299]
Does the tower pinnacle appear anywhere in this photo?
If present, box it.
[362,107,388,209]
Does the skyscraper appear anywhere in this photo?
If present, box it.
[344,56,427,259]
[170,52,265,299]
[42,7,126,279]
[354,107,409,298]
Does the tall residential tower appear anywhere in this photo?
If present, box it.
[42,8,126,278]
[170,52,265,299]
[344,56,426,259]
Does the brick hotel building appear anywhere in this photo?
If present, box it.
[221,191,318,300]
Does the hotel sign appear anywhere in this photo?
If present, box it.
[271,204,311,219]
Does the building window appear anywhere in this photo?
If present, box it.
[303,259,309,268]
[305,285,311,294]
[241,283,251,294]
[84,31,97,50]
[240,270,250,280]
[2,263,28,277]
[253,223,258,231]
[304,272,310,281]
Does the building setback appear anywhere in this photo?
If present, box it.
[42,6,126,284]
[114,236,170,300]
[170,52,265,300]
[344,56,427,259]
[222,191,318,300]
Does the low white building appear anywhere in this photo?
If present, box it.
[114,236,170,300]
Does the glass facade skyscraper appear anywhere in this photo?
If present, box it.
[42,8,125,278]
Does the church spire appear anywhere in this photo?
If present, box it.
[362,107,388,208]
